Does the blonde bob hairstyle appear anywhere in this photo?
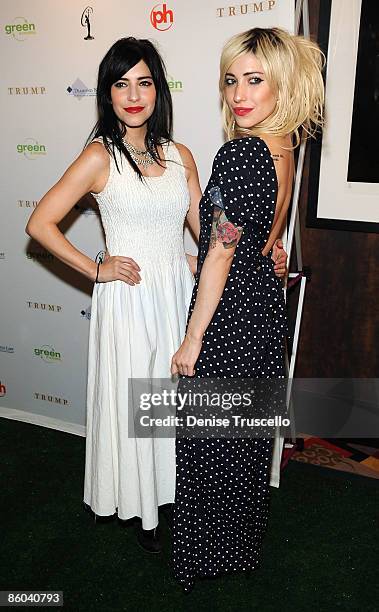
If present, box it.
[220,27,325,146]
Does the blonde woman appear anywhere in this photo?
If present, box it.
[171,27,324,591]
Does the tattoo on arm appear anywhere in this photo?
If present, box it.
[271,153,285,163]
[210,207,243,250]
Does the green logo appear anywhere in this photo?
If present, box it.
[26,250,54,262]
[5,17,36,41]
[34,345,61,364]
[167,75,183,92]
[17,139,46,160]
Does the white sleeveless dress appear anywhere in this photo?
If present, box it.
[83,139,194,529]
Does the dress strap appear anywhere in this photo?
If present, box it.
[91,136,103,144]
[91,136,113,148]
[164,141,186,176]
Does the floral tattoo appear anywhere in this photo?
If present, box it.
[210,207,243,249]
[208,185,243,249]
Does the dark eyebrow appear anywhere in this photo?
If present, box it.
[225,71,264,77]
[117,76,153,81]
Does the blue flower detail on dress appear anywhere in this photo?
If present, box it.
[208,186,225,210]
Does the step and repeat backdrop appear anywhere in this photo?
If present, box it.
[0,0,294,437]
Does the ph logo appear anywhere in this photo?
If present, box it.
[150,3,174,31]
[0,380,6,397]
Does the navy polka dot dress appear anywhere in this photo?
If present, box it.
[172,137,287,591]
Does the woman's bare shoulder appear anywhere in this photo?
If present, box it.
[71,141,110,194]
[84,140,110,167]
[259,135,293,186]
[259,134,292,160]
[174,141,196,165]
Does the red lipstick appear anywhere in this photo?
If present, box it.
[233,107,253,116]
[124,106,144,114]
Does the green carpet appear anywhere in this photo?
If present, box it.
[0,418,377,612]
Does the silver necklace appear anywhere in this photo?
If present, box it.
[123,139,155,166]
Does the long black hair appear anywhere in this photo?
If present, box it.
[87,37,173,178]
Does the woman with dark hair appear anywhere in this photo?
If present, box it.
[87,37,174,178]
[26,37,287,553]
[26,37,202,552]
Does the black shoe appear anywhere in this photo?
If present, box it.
[136,524,162,554]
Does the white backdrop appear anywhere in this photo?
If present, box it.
[0,0,294,438]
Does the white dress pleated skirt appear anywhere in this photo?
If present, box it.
[83,140,194,529]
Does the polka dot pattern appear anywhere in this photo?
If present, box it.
[173,137,287,591]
